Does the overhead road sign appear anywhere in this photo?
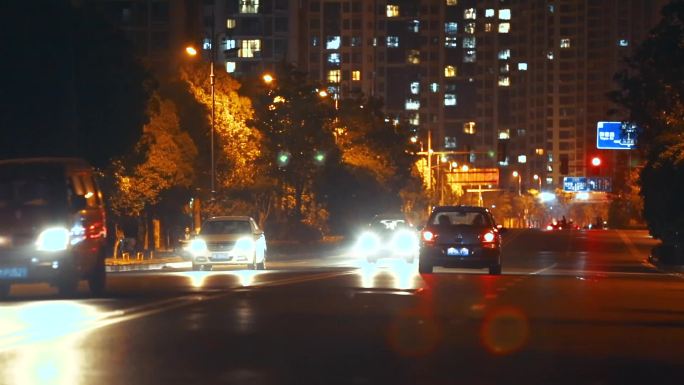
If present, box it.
[596,121,637,150]
[563,177,612,192]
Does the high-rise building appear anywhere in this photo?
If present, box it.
[202,0,667,189]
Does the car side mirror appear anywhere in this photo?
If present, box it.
[255,229,264,236]
[496,224,507,234]
[72,195,87,211]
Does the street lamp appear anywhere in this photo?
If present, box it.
[185,44,216,194]
[533,174,542,191]
[262,73,274,85]
[512,170,522,196]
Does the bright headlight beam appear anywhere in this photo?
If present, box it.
[35,228,70,252]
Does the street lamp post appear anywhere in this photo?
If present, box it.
[185,45,216,195]
[512,170,522,196]
[533,174,542,191]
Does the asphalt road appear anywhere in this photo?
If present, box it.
[2,229,684,385]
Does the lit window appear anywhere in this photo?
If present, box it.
[618,39,629,47]
[548,4,555,13]
[405,99,420,110]
[408,113,420,125]
[499,9,511,20]
[446,0,457,5]
[429,83,439,93]
[485,23,492,32]
[518,62,528,70]
[445,22,458,34]
[546,177,553,185]
[326,36,341,49]
[464,121,476,134]
[444,94,457,106]
[547,51,554,60]
[352,70,361,81]
[463,36,476,48]
[464,8,476,19]
[535,148,544,155]
[409,20,420,33]
[226,18,236,29]
[225,39,236,50]
[226,61,236,73]
[498,129,510,139]
[498,76,510,87]
[311,36,319,46]
[500,63,510,73]
[373,37,378,47]
[518,155,527,164]
[485,9,495,17]
[407,49,420,64]
[328,53,340,65]
[560,38,571,48]
[410,82,420,94]
[498,49,511,60]
[351,37,361,47]
[444,65,457,77]
[239,0,259,14]
[498,23,510,33]
[238,39,261,57]
[445,37,458,48]
[464,50,476,62]
[327,69,341,83]
[465,22,475,34]
[445,136,457,148]
[387,36,399,48]
[202,38,212,50]
[386,4,399,17]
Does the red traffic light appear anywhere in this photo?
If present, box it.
[591,157,601,167]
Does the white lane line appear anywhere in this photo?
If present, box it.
[617,230,646,261]
[529,263,558,275]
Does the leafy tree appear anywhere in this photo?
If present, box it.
[613,0,684,244]
[252,63,337,222]
[0,0,153,167]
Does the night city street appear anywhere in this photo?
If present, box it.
[3,229,684,385]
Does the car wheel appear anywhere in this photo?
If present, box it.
[489,263,502,275]
[418,257,433,274]
[88,256,107,297]
[0,284,10,299]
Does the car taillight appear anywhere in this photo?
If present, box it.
[422,230,434,242]
[546,225,553,231]
[482,231,495,243]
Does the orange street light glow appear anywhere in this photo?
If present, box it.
[318,90,328,98]
[185,46,198,56]
[512,171,519,177]
[262,74,274,84]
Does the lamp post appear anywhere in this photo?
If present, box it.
[185,45,215,195]
[533,174,542,191]
[512,170,522,196]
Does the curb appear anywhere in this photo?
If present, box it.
[647,255,684,274]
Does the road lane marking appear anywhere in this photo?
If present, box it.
[529,263,558,275]
[617,230,646,261]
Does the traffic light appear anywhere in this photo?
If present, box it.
[313,150,326,166]
[277,151,291,167]
[560,154,569,175]
[591,156,601,167]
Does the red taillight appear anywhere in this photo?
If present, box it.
[86,221,106,239]
[546,225,553,231]
[482,231,495,243]
[422,230,434,242]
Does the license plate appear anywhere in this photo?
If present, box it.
[0,267,28,279]
[447,247,469,256]
[212,253,231,260]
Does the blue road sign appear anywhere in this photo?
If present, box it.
[596,121,637,150]
[563,177,612,192]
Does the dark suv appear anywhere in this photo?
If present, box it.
[0,158,108,298]
[418,206,502,275]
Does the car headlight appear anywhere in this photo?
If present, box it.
[188,239,208,255]
[391,230,418,254]
[355,231,381,255]
[36,227,70,252]
[234,237,255,252]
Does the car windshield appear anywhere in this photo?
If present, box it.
[370,218,407,231]
[430,211,492,227]
[200,220,252,235]
[0,164,67,208]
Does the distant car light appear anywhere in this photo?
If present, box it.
[234,237,255,252]
[546,225,554,231]
[188,238,208,255]
[422,230,434,242]
[36,227,70,252]
[355,231,381,256]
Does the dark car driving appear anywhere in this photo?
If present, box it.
[0,158,108,298]
[418,206,502,275]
